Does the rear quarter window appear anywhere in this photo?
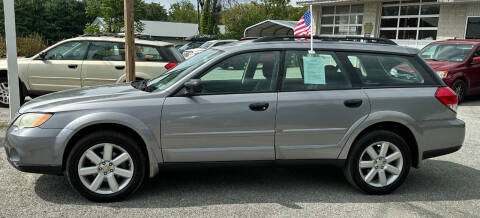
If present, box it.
[136,45,183,63]
[344,53,437,87]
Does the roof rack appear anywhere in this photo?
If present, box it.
[79,33,165,41]
[254,35,397,45]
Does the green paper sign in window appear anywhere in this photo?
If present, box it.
[303,56,326,85]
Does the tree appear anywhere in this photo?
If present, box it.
[222,0,307,39]
[168,0,197,23]
[142,2,168,21]
[0,0,92,43]
[199,0,221,35]
[86,0,146,33]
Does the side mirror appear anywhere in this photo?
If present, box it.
[184,79,202,95]
[37,52,47,60]
[472,57,480,65]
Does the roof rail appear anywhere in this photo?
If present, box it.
[79,33,165,41]
[254,35,397,45]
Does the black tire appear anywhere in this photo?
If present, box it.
[0,77,25,107]
[344,130,412,195]
[66,130,146,202]
[451,79,467,104]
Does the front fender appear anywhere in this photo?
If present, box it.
[337,111,421,166]
[57,112,161,177]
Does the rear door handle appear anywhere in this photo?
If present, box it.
[249,102,269,111]
[68,64,78,69]
[115,65,125,70]
[344,99,363,108]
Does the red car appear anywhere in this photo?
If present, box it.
[420,40,480,103]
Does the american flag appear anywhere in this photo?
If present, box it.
[294,9,312,38]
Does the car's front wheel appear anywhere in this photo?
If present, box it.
[66,131,146,202]
[344,130,411,194]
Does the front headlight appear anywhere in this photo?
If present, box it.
[436,71,448,79]
[12,113,53,129]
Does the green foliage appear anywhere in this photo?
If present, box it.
[0,0,92,43]
[143,2,168,21]
[168,0,197,23]
[0,33,47,57]
[86,0,147,33]
[199,0,221,35]
[222,0,307,39]
[84,23,102,34]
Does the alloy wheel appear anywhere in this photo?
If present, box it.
[0,81,9,105]
[77,143,134,195]
[358,141,404,187]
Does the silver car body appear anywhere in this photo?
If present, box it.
[4,41,465,177]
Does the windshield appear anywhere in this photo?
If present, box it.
[146,49,223,91]
[420,43,475,62]
[199,41,215,49]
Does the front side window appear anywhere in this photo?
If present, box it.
[420,43,475,62]
[45,41,89,60]
[282,50,351,91]
[86,41,124,61]
[346,53,435,86]
[198,51,280,94]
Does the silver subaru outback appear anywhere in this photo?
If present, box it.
[4,36,465,202]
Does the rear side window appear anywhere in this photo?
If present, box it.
[281,50,352,91]
[345,53,435,87]
[135,45,180,62]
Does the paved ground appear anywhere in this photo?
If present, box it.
[1,99,480,217]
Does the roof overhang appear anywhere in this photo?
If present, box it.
[244,20,296,37]
[296,0,478,5]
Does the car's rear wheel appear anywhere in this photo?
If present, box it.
[451,79,467,104]
[344,130,411,194]
[66,131,146,202]
[0,77,25,107]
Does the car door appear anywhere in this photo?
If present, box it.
[81,41,126,87]
[27,41,88,92]
[161,51,280,162]
[275,50,370,160]
[466,46,480,93]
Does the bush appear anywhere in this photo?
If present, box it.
[0,33,47,57]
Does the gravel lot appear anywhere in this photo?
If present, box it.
[1,99,480,217]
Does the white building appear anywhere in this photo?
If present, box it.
[296,0,480,48]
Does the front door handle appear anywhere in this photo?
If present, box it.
[115,65,125,70]
[68,64,78,69]
[344,99,363,108]
[249,102,269,111]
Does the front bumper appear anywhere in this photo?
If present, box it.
[3,126,70,175]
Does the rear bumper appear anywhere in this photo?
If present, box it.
[418,118,465,163]
[422,145,462,159]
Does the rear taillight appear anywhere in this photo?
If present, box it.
[165,62,177,70]
[435,87,458,112]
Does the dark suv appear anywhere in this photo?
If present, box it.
[420,40,480,103]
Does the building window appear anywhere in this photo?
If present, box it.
[380,0,439,40]
[465,17,480,39]
[320,4,364,36]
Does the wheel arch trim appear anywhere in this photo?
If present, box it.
[57,112,161,177]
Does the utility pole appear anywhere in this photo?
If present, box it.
[124,0,135,82]
[3,0,20,119]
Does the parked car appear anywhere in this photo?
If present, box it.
[178,35,217,54]
[0,35,184,106]
[420,39,480,103]
[182,40,237,59]
[5,36,465,202]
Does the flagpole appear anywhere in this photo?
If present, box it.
[309,5,315,55]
